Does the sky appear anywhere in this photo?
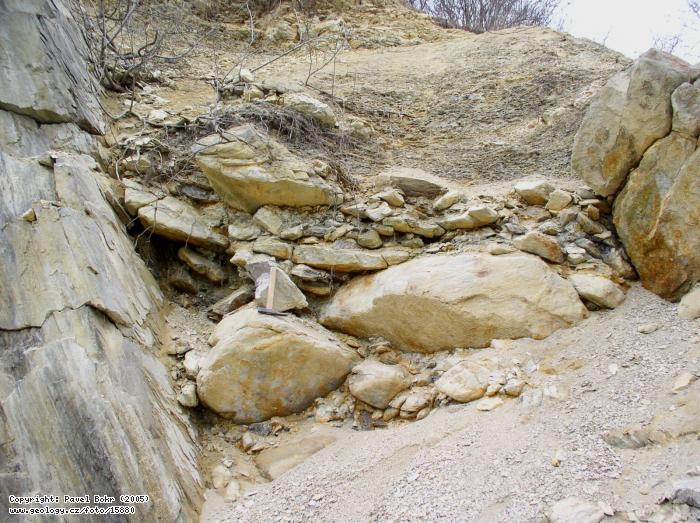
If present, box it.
[553,0,700,63]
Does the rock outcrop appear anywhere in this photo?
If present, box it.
[321,253,587,352]
[194,124,343,212]
[572,49,693,197]
[573,49,700,301]
[613,137,699,299]
[0,2,201,519]
[198,308,358,422]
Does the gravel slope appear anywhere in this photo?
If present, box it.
[205,285,700,522]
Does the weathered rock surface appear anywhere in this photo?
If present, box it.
[321,253,587,352]
[283,92,336,126]
[613,137,699,299]
[548,497,604,523]
[256,436,336,480]
[138,196,229,252]
[572,49,692,196]
[376,167,446,197]
[292,245,388,272]
[348,360,409,409]
[194,125,342,212]
[672,82,700,136]
[198,308,357,422]
[568,274,626,309]
[513,231,564,263]
[0,3,202,518]
[0,1,104,133]
[436,361,491,403]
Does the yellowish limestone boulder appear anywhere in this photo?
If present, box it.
[321,253,587,352]
[197,308,357,422]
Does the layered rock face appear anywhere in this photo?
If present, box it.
[0,1,201,519]
[321,253,588,352]
[572,49,700,300]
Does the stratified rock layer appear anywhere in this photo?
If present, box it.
[194,124,342,212]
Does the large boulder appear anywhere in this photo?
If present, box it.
[613,136,700,299]
[320,253,587,352]
[197,308,358,423]
[572,50,693,197]
[194,125,342,212]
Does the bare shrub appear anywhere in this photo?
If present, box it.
[71,0,206,92]
[405,0,559,33]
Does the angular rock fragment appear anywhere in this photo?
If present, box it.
[513,231,564,263]
[138,196,229,252]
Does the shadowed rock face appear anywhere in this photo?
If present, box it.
[321,253,587,352]
[613,134,700,300]
[0,1,202,519]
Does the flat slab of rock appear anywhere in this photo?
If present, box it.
[572,50,693,196]
[569,274,625,309]
[256,435,336,480]
[292,245,388,272]
[138,196,229,252]
[321,253,587,352]
[194,125,342,212]
[208,285,254,320]
[198,308,357,422]
[376,167,447,197]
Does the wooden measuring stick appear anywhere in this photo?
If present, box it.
[265,267,277,310]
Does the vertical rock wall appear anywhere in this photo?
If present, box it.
[0,1,202,519]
